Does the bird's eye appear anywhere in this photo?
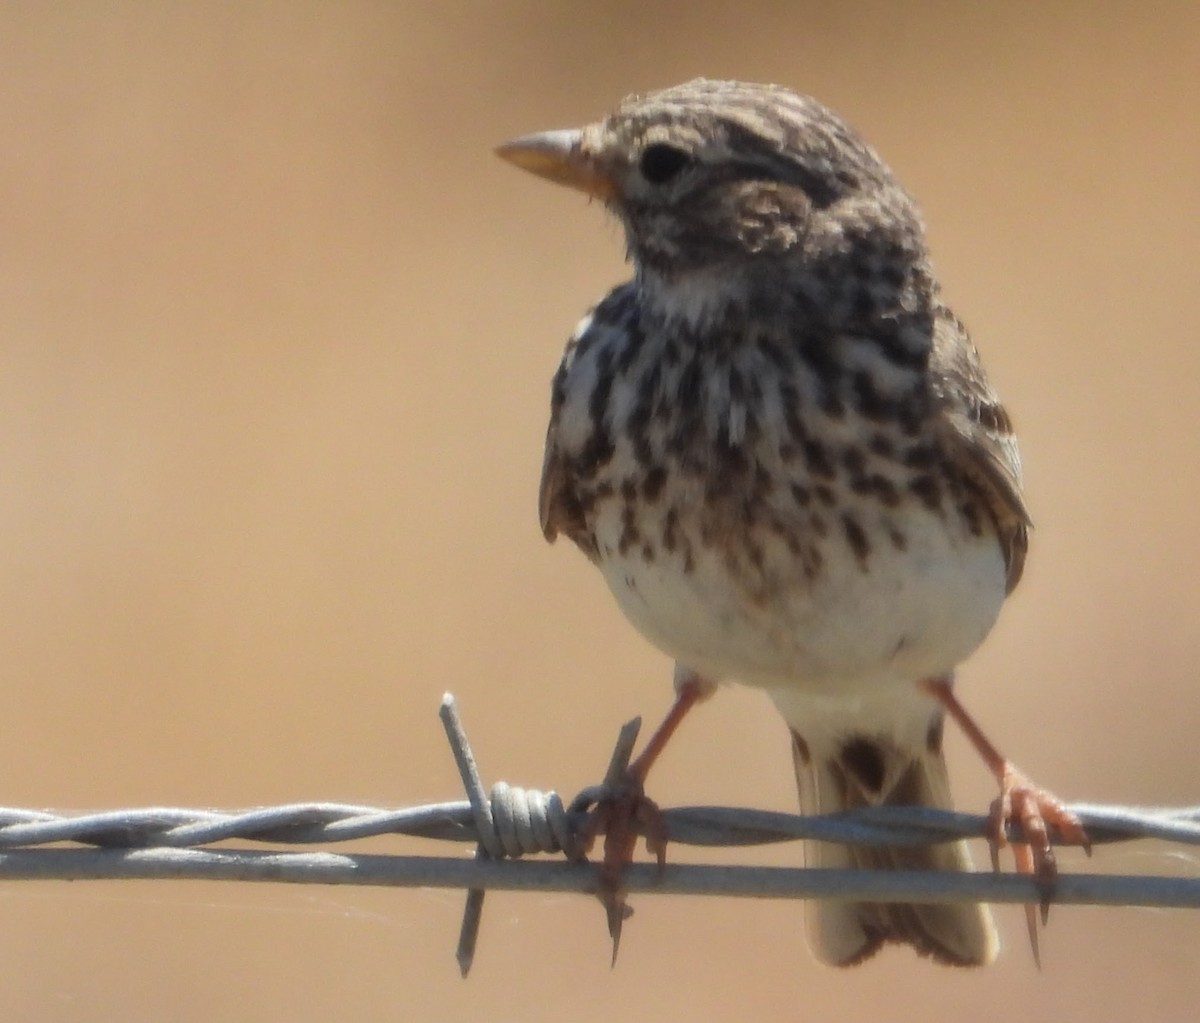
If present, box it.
[639,143,692,185]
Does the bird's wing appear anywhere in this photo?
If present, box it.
[537,284,639,560]
[537,317,601,559]
[538,417,577,543]
[929,310,1031,594]
[539,397,605,561]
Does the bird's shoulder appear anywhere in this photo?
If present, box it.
[927,308,1030,593]
[538,283,640,556]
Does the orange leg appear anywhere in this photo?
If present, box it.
[578,677,706,960]
[921,676,1090,964]
[629,676,705,781]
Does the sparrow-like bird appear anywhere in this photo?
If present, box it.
[498,79,1087,966]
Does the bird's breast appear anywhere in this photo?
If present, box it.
[554,305,1008,689]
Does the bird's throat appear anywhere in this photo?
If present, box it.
[636,263,759,335]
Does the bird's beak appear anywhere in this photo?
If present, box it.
[495,129,617,201]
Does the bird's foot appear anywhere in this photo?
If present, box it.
[575,770,668,963]
[987,762,1091,966]
[920,675,1091,966]
[571,679,705,963]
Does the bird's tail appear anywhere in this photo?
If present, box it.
[790,729,997,966]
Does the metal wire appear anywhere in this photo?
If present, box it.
[0,693,1196,974]
[2,799,1197,852]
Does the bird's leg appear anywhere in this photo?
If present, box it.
[920,675,1090,963]
[629,670,709,785]
[578,668,712,960]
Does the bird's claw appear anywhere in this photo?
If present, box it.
[987,762,1090,965]
[577,775,669,964]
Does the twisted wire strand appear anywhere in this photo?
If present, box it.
[1,800,1199,853]
[1,694,1196,975]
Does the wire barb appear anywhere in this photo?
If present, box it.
[438,694,584,974]
[439,693,493,977]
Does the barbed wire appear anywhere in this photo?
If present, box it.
[0,694,1196,974]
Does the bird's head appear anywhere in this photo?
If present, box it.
[498,79,927,323]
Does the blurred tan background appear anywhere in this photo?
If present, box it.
[1,2,1198,1020]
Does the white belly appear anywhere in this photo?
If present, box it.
[594,495,1007,694]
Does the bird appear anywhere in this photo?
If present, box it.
[496,78,1087,967]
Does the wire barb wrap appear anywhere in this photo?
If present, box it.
[486,782,579,859]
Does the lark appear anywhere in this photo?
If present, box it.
[498,79,1087,966]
